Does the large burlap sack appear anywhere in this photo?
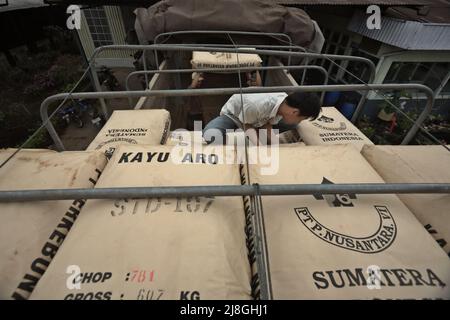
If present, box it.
[0,149,106,300]
[277,129,302,145]
[30,145,252,300]
[361,145,450,257]
[246,145,450,299]
[191,50,262,72]
[225,130,305,147]
[165,130,205,146]
[87,110,171,156]
[297,107,373,151]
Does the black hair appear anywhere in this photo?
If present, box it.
[285,92,321,121]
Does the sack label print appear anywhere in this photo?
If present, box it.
[295,178,397,254]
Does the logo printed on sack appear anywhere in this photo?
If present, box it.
[96,138,138,150]
[318,115,334,123]
[313,115,347,131]
[295,177,397,254]
[313,177,356,207]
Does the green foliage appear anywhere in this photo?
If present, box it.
[357,93,449,145]
[0,43,84,148]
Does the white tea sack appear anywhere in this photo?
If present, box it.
[247,145,450,299]
[0,149,106,300]
[362,145,450,257]
[30,145,252,300]
[87,109,171,156]
[297,107,373,151]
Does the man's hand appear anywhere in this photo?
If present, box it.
[189,72,204,89]
[246,71,262,87]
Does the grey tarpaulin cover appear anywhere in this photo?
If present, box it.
[134,0,324,52]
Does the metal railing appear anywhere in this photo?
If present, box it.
[124,64,329,107]
[86,44,376,120]
[153,30,296,70]
[41,83,433,151]
[0,183,449,202]
[37,41,439,301]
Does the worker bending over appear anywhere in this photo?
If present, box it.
[203,91,321,144]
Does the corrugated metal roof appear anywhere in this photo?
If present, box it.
[386,0,450,23]
[348,10,450,50]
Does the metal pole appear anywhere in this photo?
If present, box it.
[154,30,294,49]
[0,183,449,202]
[90,66,109,120]
[351,89,369,123]
[434,70,450,99]
[252,190,273,300]
[142,50,149,89]
[40,83,433,151]
[167,43,305,52]
[300,58,309,85]
[39,103,65,151]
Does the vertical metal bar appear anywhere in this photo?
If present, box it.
[40,101,65,151]
[154,47,159,70]
[124,73,134,109]
[401,93,435,145]
[350,68,377,124]
[173,52,184,107]
[142,49,149,89]
[90,66,109,120]
[300,58,309,85]
[434,70,450,99]
[252,187,273,300]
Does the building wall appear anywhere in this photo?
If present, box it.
[313,11,450,98]
[77,5,134,68]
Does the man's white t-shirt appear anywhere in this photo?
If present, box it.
[220,92,288,128]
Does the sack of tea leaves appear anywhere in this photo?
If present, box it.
[362,145,450,257]
[165,130,205,146]
[87,109,171,157]
[191,50,262,71]
[30,145,252,300]
[0,149,106,300]
[246,145,450,299]
[297,107,373,151]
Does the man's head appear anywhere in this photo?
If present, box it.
[278,92,321,125]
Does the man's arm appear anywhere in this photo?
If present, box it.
[258,122,273,145]
[244,122,273,145]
